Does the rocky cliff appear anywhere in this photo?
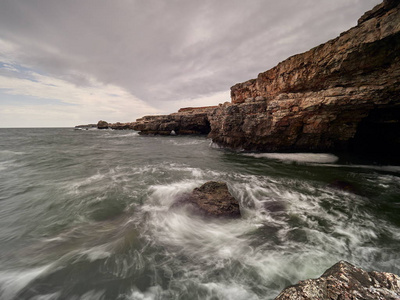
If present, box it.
[107,0,399,154]
[209,0,400,153]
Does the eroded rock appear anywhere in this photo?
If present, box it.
[274,261,400,300]
[133,106,215,135]
[171,181,241,219]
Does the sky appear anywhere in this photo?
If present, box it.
[0,0,381,127]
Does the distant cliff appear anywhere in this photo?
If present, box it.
[132,106,215,135]
[102,0,400,154]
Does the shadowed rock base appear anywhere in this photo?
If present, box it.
[275,261,400,300]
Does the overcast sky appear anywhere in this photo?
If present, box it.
[0,0,380,127]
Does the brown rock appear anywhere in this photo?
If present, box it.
[97,120,109,129]
[208,1,400,154]
[172,181,241,219]
[274,261,400,300]
[133,106,215,135]
[109,122,136,130]
[94,1,399,155]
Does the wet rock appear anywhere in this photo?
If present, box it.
[274,261,400,300]
[97,120,109,129]
[172,181,241,219]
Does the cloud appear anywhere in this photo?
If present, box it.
[0,66,161,127]
[0,0,381,126]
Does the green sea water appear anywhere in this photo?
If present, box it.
[0,128,399,299]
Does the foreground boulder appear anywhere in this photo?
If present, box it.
[275,261,400,300]
[172,181,241,218]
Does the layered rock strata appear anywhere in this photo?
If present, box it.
[132,106,215,135]
[171,181,241,218]
[274,261,400,300]
[209,0,400,152]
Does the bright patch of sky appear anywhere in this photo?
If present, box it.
[0,61,161,127]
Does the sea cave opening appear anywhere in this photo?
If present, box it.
[349,107,400,157]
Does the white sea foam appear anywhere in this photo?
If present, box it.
[146,180,203,208]
[136,172,400,300]
[30,292,61,300]
[168,139,206,146]
[104,132,140,138]
[126,286,162,300]
[0,265,52,300]
[201,282,260,300]
[245,152,339,163]
[79,245,112,262]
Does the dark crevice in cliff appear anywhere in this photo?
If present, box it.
[350,107,400,155]
[203,119,211,135]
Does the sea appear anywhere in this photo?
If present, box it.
[0,128,399,300]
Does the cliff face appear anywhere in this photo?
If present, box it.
[209,0,400,152]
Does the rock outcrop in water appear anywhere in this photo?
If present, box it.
[132,106,216,135]
[171,181,241,218]
[274,261,400,300]
[77,1,399,153]
[131,0,399,154]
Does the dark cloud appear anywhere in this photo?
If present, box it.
[0,0,381,107]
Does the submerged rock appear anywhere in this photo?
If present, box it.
[172,181,241,218]
[275,261,400,300]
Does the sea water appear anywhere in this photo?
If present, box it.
[0,128,399,300]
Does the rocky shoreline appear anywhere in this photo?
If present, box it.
[78,0,399,155]
[74,2,400,297]
[169,180,400,299]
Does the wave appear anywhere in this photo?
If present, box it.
[244,152,339,164]
[0,265,52,300]
[102,132,140,138]
[133,174,400,299]
[166,139,207,146]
